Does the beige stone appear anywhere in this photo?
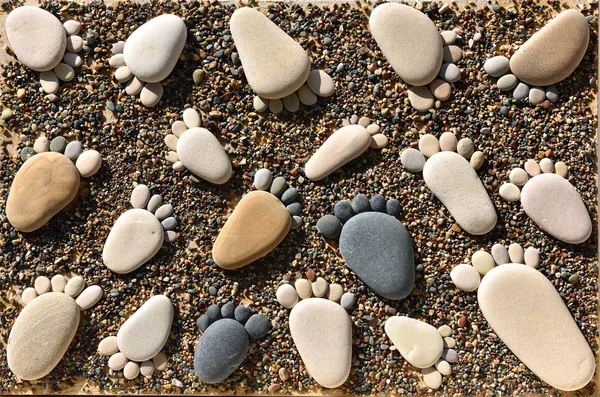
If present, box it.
[384,316,443,368]
[408,86,434,112]
[6,152,80,232]
[289,298,351,388]
[478,264,595,391]
[510,10,590,86]
[7,292,80,380]
[98,336,119,356]
[213,191,291,270]
[177,127,232,184]
[305,125,372,181]
[230,7,310,99]
[429,79,451,101]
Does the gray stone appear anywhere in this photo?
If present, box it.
[386,199,402,217]
[441,348,458,363]
[334,200,355,222]
[339,212,415,300]
[483,56,510,77]
[317,215,342,239]
[50,136,67,153]
[161,217,177,230]
[207,304,222,321]
[291,216,303,230]
[197,314,210,332]
[513,82,530,100]
[370,195,387,213]
[270,177,287,196]
[287,202,302,216]
[221,302,235,319]
[253,168,273,190]
[148,194,163,213]
[546,85,559,102]
[281,188,298,204]
[194,318,249,384]
[155,204,173,221]
[340,292,355,309]
[439,63,460,83]
[351,194,371,213]
[64,141,82,160]
[497,74,518,91]
[234,305,254,324]
[244,314,270,340]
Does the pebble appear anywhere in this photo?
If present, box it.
[140,82,163,107]
[98,336,119,356]
[438,325,452,337]
[65,35,83,53]
[124,361,140,380]
[328,284,344,302]
[295,279,312,299]
[443,45,462,63]
[418,134,440,157]
[306,69,335,97]
[21,288,37,305]
[268,98,283,113]
[147,195,163,213]
[438,63,460,83]
[117,295,174,362]
[281,187,298,204]
[524,159,541,176]
[443,337,456,349]
[384,316,443,368]
[316,214,342,239]
[440,31,457,45]
[213,191,291,269]
[366,124,380,135]
[499,182,520,201]
[408,86,434,112]
[34,276,51,294]
[472,250,495,275]
[245,313,271,340]
[230,7,310,99]
[370,134,388,149]
[400,148,426,173]
[497,74,518,91]
[54,63,75,82]
[423,152,497,235]
[422,367,442,389]
[483,56,510,77]
[429,79,451,101]
[108,352,128,371]
[75,285,103,310]
[278,368,289,381]
[555,161,568,177]
[123,15,187,83]
[270,177,287,196]
[289,298,352,388]
[369,194,387,213]
[305,125,371,181]
[546,85,559,102]
[282,93,300,112]
[369,3,442,86]
[140,360,154,377]
[524,247,540,268]
[155,204,173,220]
[491,244,510,265]
[7,292,79,380]
[436,360,452,376]
[153,352,168,372]
[6,6,66,71]
[33,137,49,153]
[513,82,530,100]
[528,87,546,105]
[176,127,232,184]
[75,149,102,177]
[64,141,82,160]
[540,158,554,173]
[40,71,59,94]
[51,275,66,292]
[478,264,595,391]
[125,77,144,96]
[340,292,355,309]
[183,108,201,128]
[6,152,80,232]
[450,264,480,291]
[65,276,85,297]
[102,209,164,274]
[510,10,590,86]
[339,211,415,300]
[131,184,151,208]
[521,173,591,244]
[193,69,205,84]
[297,84,317,105]
[509,168,529,186]
[441,348,458,363]
[470,151,485,170]
[351,194,371,213]
[311,277,329,298]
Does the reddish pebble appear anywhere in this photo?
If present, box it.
[306,268,316,281]
[458,315,467,327]
[268,384,281,393]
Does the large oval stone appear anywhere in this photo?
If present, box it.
[289,298,352,388]
[117,295,174,362]
[339,212,415,300]
[194,318,249,384]
[369,3,443,86]
[230,7,310,99]
[510,10,589,86]
[478,264,595,391]
[305,125,372,181]
[7,152,80,232]
[384,316,443,368]
[521,173,591,244]
[213,191,291,270]
[123,14,187,83]
[6,6,66,71]
[8,292,80,380]
[423,151,497,235]
[102,209,164,274]
[176,127,232,184]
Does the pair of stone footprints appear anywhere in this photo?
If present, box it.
[400,132,592,244]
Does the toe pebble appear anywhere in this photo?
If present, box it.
[148,195,163,212]
[221,302,236,319]
[108,352,127,371]
[51,275,66,292]
[499,183,520,202]
[554,161,568,177]
[75,285,103,310]
[22,287,37,305]
[281,187,298,204]
[438,325,452,337]
[76,150,102,177]
[401,148,426,172]
[311,277,329,297]
[472,251,495,275]
[524,247,540,268]
[140,83,163,107]
[334,200,355,222]
[508,243,524,263]
[140,360,154,377]
[64,141,82,160]
[98,336,119,356]
[183,108,201,128]
[457,138,474,158]
[254,169,273,190]
[245,313,271,340]
[436,360,452,375]
[340,292,355,309]
[524,159,541,176]
[277,284,299,309]
[491,244,510,265]
[65,276,85,297]
[124,361,140,379]
[153,352,168,372]
[439,132,457,151]
[207,304,222,321]
[155,204,174,220]
[295,279,312,299]
[270,177,287,196]
[317,215,342,239]
[131,184,151,209]
[351,194,371,213]
[422,367,442,389]
[234,305,254,324]
[34,276,51,294]
[33,137,49,153]
[450,264,480,291]
[418,134,440,157]
[328,284,344,301]
[470,151,485,170]
[509,168,529,186]
[386,199,402,217]
[540,158,554,173]
[369,195,387,213]
[197,314,210,332]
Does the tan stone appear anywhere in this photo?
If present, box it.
[510,10,590,86]
[213,191,291,270]
[478,264,595,391]
[7,292,80,380]
[408,86,434,112]
[384,316,444,368]
[7,152,80,232]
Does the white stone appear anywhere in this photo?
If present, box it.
[384,316,444,368]
[183,108,201,128]
[109,54,126,68]
[177,127,232,184]
[509,168,529,186]
[499,182,520,202]
[306,70,334,97]
[540,158,554,173]
[422,367,442,389]
[98,336,119,355]
[283,93,300,112]
[253,96,269,112]
[472,250,495,275]
[33,137,49,153]
[418,134,440,157]
[311,277,328,298]
[65,276,84,297]
[65,35,83,52]
[75,285,103,310]
[108,352,127,370]
[123,15,187,83]
[115,66,133,82]
[75,150,102,177]
[401,148,426,172]
[491,244,510,265]
[439,132,457,151]
[298,84,317,105]
[124,361,140,379]
[276,284,298,309]
[525,159,541,176]
[140,83,163,107]
[63,20,80,35]
[34,276,51,294]
[524,247,540,268]
[508,243,524,263]
[51,275,66,292]
[54,63,74,82]
[131,184,151,209]
[126,77,144,96]
[295,279,312,299]
[40,71,59,94]
[117,295,174,362]
[435,360,451,375]
[450,264,480,292]
[22,288,37,305]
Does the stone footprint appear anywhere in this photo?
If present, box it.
[164,107,232,184]
[369,3,464,112]
[8,275,103,380]
[316,194,415,300]
[305,116,388,181]
[109,15,186,107]
[499,158,592,244]
[6,136,102,232]
[212,169,303,270]
[102,185,179,274]
[97,295,173,379]
[230,7,335,114]
[6,6,85,94]
[400,132,497,235]
[194,303,270,384]
[384,318,458,390]
[276,276,354,388]
[450,243,595,391]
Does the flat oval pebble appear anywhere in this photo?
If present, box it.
[51,275,66,292]
[75,285,103,310]
[75,150,102,177]
[289,298,352,388]
[450,264,480,291]
[8,292,79,380]
[418,134,440,157]
[98,336,119,356]
[213,191,291,270]
[499,182,520,201]
[401,148,426,172]
[7,152,80,232]
[131,184,151,208]
[443,45,462,63]
[140,360,154,377]
[40,71,59,94]
[305,125,371,181]
[65,276,85,297]
[294,279,312,300]
[524,247,540,268]
[253,96,268,112]
[491,243,510,265]
[282,93,299,112]
[124,361,140,380]
[369,3,442,86]
[6,7,66,71]
[177,127,232,184]
[33,137,49,153]
[117,295,174,362]
[422,367,442,389]
[297,84,317,105]
[408,86,434,112]
[478,264,595,391]
[483,56,510,77]
[253,168,273,190]
[64,141,82,160]
[54,63,74,82]
[194,318,249,384]
[102,209,164,274]
[439,63,461,82]
[108,352,127,370]
[306,70,334,97]
[339,212,415,300]
[509,10,590,86]
[423,152,497,235]
[230,7,310,99]
[183,108,201,128]
[63,20,80,35]
[384,316,443,368]
[65,35,83,53]
[513,82,530,100]
[521,173,591,244]
[472,251,495,275]
[497,74,518,91]
[429,79,451,101]
[123,15,187,83]
[140,82,163,107]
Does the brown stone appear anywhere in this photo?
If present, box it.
[213,191,291,270]
[509,10,589,86]
[7,152,80,232]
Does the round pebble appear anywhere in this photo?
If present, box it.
[422,367,442,389]
[124,361,140,380]
[418,134,440,158]
[276,284,298,309]
[316,215,342,239]
[75,150,102,177]
[508,243,524,263]
[450,264,480,292]
[540,158,554,173]
[439,132,457,151]
[401,148,426,172]
[340,292,355,310]
[457,138,474,158]
[472,251,495,275]
[524,159,541,176]
[509,168,529,186]
[499,182,520,201]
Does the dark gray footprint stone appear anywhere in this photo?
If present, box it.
[194,303,270,384]
[317,194,415,300]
